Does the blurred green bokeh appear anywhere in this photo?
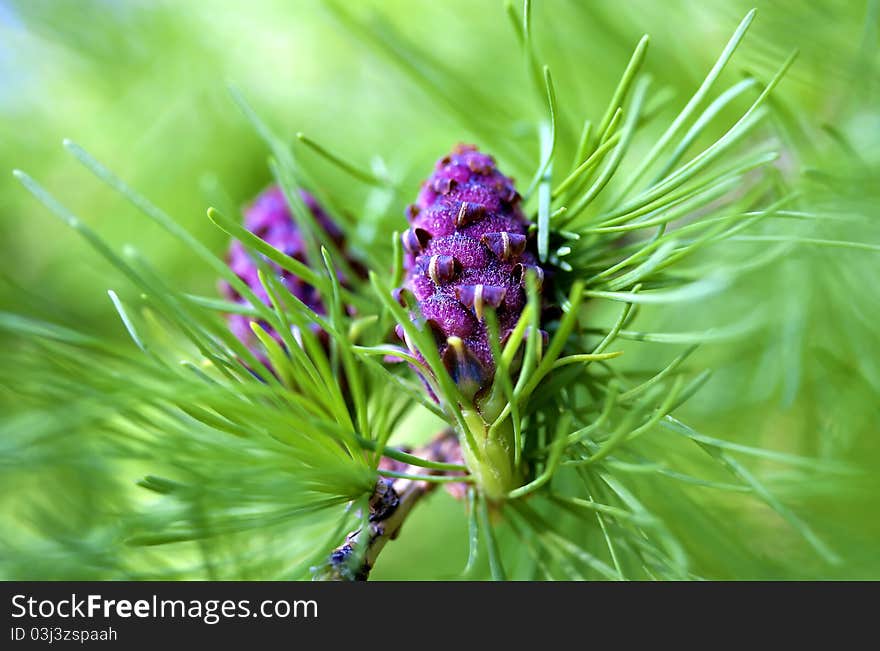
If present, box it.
[1,0,878,579]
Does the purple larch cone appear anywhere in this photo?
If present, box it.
[220,185,347,361]
[397,144,544,400]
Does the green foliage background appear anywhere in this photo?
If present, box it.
[1,0,878,579]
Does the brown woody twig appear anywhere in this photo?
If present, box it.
[313,429,465,580]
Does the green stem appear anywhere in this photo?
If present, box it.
[459,408,518,501]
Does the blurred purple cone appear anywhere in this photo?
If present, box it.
[221,185,352,363]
